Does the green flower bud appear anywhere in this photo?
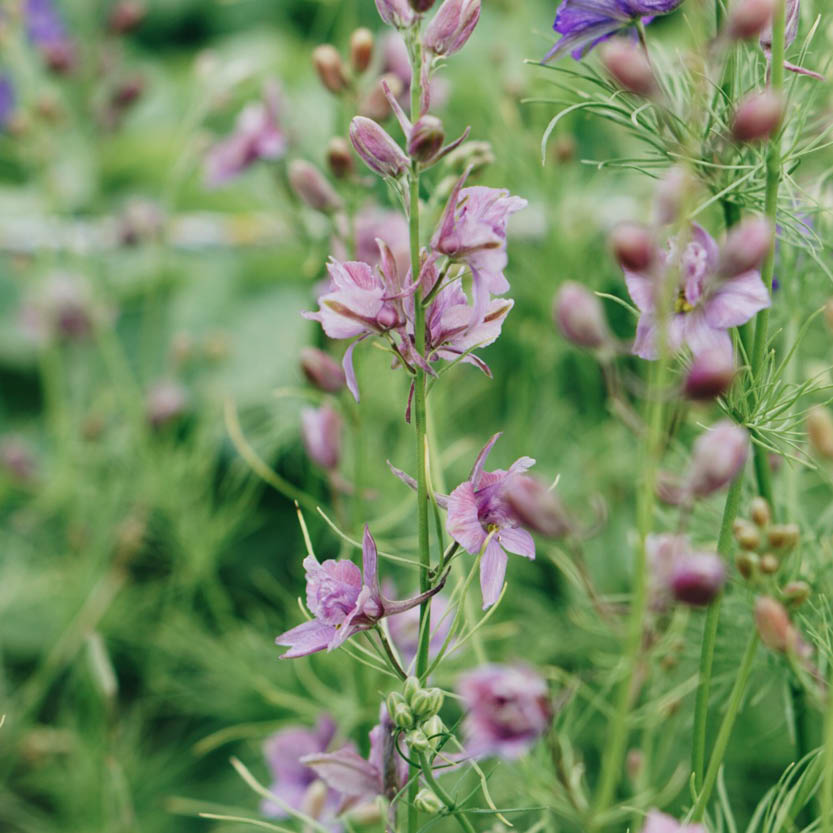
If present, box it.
[387,692,414,730]
[411,686,444,719]
[421,715,445,748]
[414,788,444,814]
[406,729,431,752]
[404,676,421,704]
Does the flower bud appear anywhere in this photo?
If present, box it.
[504,474,572,537]
[288,160,342,214]
[404,676,421,703]
[375,0,415,28]
[600,38,657,97]
[108,0,146,34]
[312,45,348,95]
[146,380,188,429]
[749,496,771,527]
[405,729,431,751]
[350,28,374,74]
[411,687,444,719]
[766,523,799,552]
[552,281,611,350]
[807,405,833,459]
[684,348,736,401]
[424,0,481,56]
[727,0,774,40]
[782,580,810,607]
[326,137,354,180]
[670,552,726,606]
[301,405,342,470]
[733,518,761,550]
[408,115,445,163]
[610,222,657,272]
[687,420,749,498]
[759,552,779,574]
[718,217,773,277]
[755,595,793,652]
[414,788,444,813]
[732,89,784,142]
[655,166,695,225]
[735,550,759,579]
[300,347,346,393]
[421,715,445,745]
[391,701,416,730]
[359,73,404,121]
[350,116,409,178]
[410,0,438,10]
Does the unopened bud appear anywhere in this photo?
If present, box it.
[326,137,354,180]
[375,0,415,28]
[300,347,346,393]
[655,166,695,225]
[408,115,445,163]
[411,687,444,719]
[301,405,342,470]
[414,788,444,813]
[313,45,348,94]
[406,729,431,751]
[350,116,409,178]
[687,420,749,498]
[807,406,833,459]
[392,701,415,730]
[670,552,726,606]
[782,580,810,607]
[601,38,656,97]
[718,217,773,277]
[733,518,761,550]
[108,0,146,34]
[610,222,657,272]
[749,496,771,527]
[410,0,438,10]
[288,160,342,214]
[755,595,793,652]
[504,474,572,537]
[43,42,77,75]
[684,348,736,400]
[552,281,611,350]
[735,550,759,579]
[421,715,445,745]
[424,0,481,57]
[350,28,374,74]
[404,676,421,703]
[727,0,774,40]
[759,552,780,574]
[767,523,799,552]
[732,89,784,142]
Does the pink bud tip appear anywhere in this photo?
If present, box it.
[553,282,611,350]
[684,349,736,400]
[732,89,784,143]
[727,0,774,40]
[718,217,773,277]
[670,552,726,606]
[611,222,657,272]
[601,39,657,97]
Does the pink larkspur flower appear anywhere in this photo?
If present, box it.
[446,433,536,608]
[624,224,770,360]
[276,527,443,658]
[457,664,551,759]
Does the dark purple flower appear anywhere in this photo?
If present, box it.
[276,527,443,658]
[642,811,706,833]
[446,434,536,608]
[204,83,286,186]
[262,716,344,822]
[302,705,409,811]
[301,405,342,471]
[0,75,15,131]
[432,172,526,324]
[545,0,683,62]
[457,664,551,759]
[624,224,770,360]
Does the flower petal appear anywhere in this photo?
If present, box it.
[480,538,508,609]
[447,481,488,554]
[683,311,734,357]
[470,432,502,488]
[343,340,361,402]
[624,270,655,313]
[498,526,536,559]
[301,748,381,798]
[276,620,337,658]
[705,271,771,329]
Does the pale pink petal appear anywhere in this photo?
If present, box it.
[447,481,487,554]
[480,538,508,609]
[470,433,501,488]
[276,620,337,658]
[301,748,381,797]
[498,527,535,559]
[624,270,656,313]
[362,526,380,597]
[705,271,770,329]
[683,311,734,357]
[632,312,658,359]
[343,341,360,402]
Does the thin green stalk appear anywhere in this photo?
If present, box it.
[691,633,758,821]
[821,663,833,833]
[417,751,477,833]
[592,351,669,823]
[691,474,744,788]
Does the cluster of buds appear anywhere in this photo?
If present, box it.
[387,676,446,753]
[733,498,800,580]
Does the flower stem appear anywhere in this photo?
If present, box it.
[822,659,833,833]
[591,351,669,824]
[418,750,477,833]
[691,632,758,821]
[690,474,743,788]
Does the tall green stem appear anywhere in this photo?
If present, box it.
[822,659,833,833]
[417,751,476,833]
[592,351,669,823]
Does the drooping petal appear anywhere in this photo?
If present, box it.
[301,748,381,798]
[498,526,536,559]
[470,432,502,488]
[447,481,488,554]
[480,537,509,609]
[704,271,771,329]
[276,620,337,658]
[342,340,361,402]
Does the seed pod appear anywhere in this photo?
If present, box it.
[684,348,736,401]
[733,518,761,551]
[610,222,657,272]
[728,0,775,40]
[807,406,833,459]
[759,552,779,574]
[301,780,329,820]
[350,116,409,178]
[601,38,657,97]
[421,715,445,746]
[718,217,773,277]
[350,28,374,74]
[288,160,342,214]
[552,282,612,351]
[749,496,771,527]
[767,523,800,551]
[732,89,784,142]
[312,45,348,94]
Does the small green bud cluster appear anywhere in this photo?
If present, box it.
[389,677,447,752]
[732,498,800,581]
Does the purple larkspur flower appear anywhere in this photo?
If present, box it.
[0,76,15,131]
[446,433,536,609]
[205,83,286,186]
[432,172,526,325]
[303,249,413,401]
[276,526,444,658]
[545,0,683,62]
[624,224,770,360]
[457,664,551,759]
[643,810,706,833]
[302,704,409,813]
[301,404,342,471]
[262,715,344,822]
